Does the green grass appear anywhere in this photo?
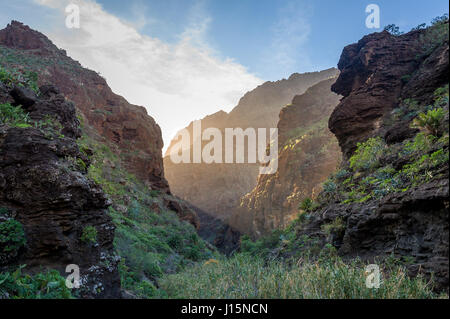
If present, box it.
[159,253,441,299]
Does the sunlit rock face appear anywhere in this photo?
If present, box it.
[164,68,339,220]
[0,21,168,192]
[230,77,342,237]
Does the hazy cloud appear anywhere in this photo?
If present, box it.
[31,0,262,149]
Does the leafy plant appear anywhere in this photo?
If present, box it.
[299,198,313,212]
[0,266,73,299]
[0,102,31,128]
[0,219,26,253]
[384,24,403,36]
[80,226,97,244]
[0,66,39,94]
[412,108,445,136]
[349,137,385,172]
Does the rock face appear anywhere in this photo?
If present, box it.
[0,21,199,232]
[164,68,339,220]
[230,78,342,237]
[194,206,241,255]
[294,25,449,290]
[329,28,449,158]
[0,84,121,298]
[296,177,449,290]
[0,21,167,191]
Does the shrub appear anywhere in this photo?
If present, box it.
[0,219,26,253]
[349,137,385,172]
[80,226,97,244]
[323,179,337,193]
[412,108,445,136]
[0,102,31,128]
[419,15,449,57]
[401,133,435,155]
[321,218,346,237]
[384,24,403,36]
[0,266,73,299]
[0,66,39,94]
[299,198,313,212]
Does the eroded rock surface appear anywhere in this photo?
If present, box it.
[231,78,342,237]
[164,69,339,220]
[0,83,120,298]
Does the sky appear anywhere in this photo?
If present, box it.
[0,0,448,149]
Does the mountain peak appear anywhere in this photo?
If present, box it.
[0,20,59,53]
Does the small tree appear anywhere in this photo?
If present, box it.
[384,24,403,36]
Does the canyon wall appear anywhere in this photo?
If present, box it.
[0,21,167,191]
[230,77,342,237]
[278,24,449,290]
[164,68,339,219]
[0,82,121,298]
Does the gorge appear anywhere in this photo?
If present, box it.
[0,15,448,299]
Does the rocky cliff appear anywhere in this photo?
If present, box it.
[0,21,209,298]
[329,26,449,158]
[273,22,449,291]
[164,68,339,220]
[0,81,120,298]
[0,20,200,233]
[0,21,167,191]
[230,77,342,237]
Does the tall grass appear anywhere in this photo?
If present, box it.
[159,253,443,299]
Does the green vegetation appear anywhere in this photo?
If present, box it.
[349,137,385,172]
[78,134,215,298]
[412,108,445,136]
[299,198,318,212]
[0,65,39,93]
[33,114,65,139]
[0,102,31,128]
[321,218,345,237]
[321,85,449,205]
[0,265,73,299]
[159,252,439,299]
[384,24,403,36]
[80,226,97,244]
[418,14,449,58]
[0,218,26,254]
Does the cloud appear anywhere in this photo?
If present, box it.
[31,0,262,149]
